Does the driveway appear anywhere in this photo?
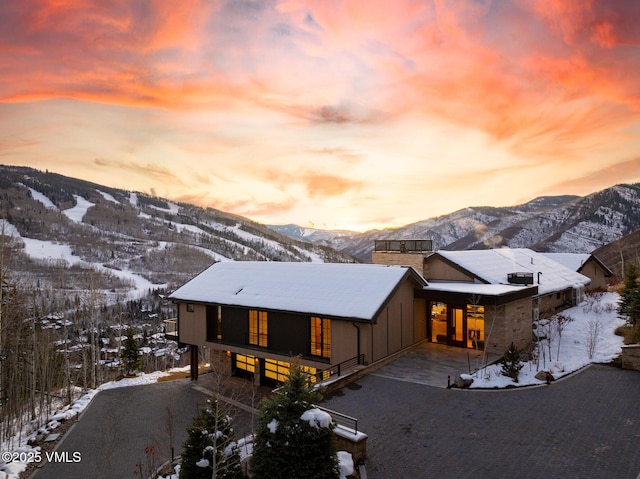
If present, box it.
[369,342,493,388]
[323,363,640,479]
[31,346,640,479]
[32,375,260,479]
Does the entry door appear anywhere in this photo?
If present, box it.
[449,308,465,347]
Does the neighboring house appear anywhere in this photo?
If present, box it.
[372,242,591,357]
[168,262,427,384]
[540,253,613,290]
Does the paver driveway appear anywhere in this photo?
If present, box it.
[322,364,640,479]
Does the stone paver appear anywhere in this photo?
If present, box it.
[30,347,640,479]
[323,364,640,479]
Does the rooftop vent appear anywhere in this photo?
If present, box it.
[507,272,534,285]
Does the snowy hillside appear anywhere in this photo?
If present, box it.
[0,165,357,302]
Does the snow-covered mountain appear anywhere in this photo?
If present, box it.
[270,185,640,263]
[0,165,357,301]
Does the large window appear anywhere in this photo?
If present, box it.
[310,317,331,359]
[264,359,324,384]
[235,354,256,374]
[249,310,268,347]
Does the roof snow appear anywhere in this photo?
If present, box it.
[169,262,425,321]
[436,248,590,295]
[539,253,590,272]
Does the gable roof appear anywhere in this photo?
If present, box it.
[434,248,590,295]
[169,262,426,321]
[540,253,614,277]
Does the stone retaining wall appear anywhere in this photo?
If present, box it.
[621,344,640,371]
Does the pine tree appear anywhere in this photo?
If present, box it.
[251,359,339,479]
[501,342,524,383]
[120,326,141,376]
[179,399,244,479]
[618,264,640,326]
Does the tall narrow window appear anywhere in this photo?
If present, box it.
[311,317,331,359]
[249,310,268,347]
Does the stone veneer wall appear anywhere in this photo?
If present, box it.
[621,344,640,371]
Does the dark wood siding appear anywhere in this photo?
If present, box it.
[218,306,310,355]
[206,305,217,342]
[268,311,309,356]
[220,306,247,346]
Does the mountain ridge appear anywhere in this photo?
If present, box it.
[270,184,640,263]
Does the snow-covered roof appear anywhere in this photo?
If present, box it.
[435,248,590,295]
[169,262,426,321]
[424,281,534,296]
[539,253,591,272]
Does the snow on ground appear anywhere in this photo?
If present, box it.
[149,202,181,214]
[0,219,21,237]
[19,235,164,299]
[96,189,119,203]
[128,192,138,206]
[27,187,58,209]
[467,292,626,388]
[21,237,83,265]
[62,195,95,223]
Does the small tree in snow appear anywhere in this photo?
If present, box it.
[120,326,141,376]
[552,313,574,361]
[179,399,244,479]
[501,342,524,383]
[585,317,602,360]
[251,358,339,479]
[618,264,640,327]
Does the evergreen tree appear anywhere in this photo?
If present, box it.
[120,326,141,376]
[501,342,524,383]
[180,399,244,479]
[251,359,339,479]
[618,264,640,326]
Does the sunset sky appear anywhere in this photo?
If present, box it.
[1,1,639,231]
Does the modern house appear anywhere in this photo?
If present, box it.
[167,241,596,384]
[372,242,591,356]
[540,253,613,290]
[168,262,427,384]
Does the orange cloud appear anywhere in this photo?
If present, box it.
[302,172,362,198]
[538,157,640,196]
